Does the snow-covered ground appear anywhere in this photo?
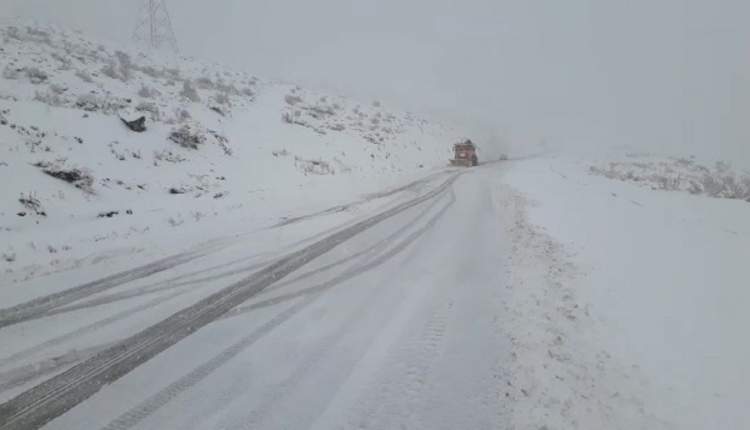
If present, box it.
[504,153,750,429]
[0,23,463,286]
[1,21,747,430]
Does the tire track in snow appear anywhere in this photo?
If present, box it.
[0,195,430,386]
[0,187,452,395]
[39,258,271,321]
[46,172,452,322]
[352,305,450,430]
[271,169,452,228]
[234,182,452,300]
[0,289,187,370]
[0,344,114,397]
[103,187,456,430]
[0,173,459,430]
[221,189,455,321]
[220,192,456,430]
[99,294,318,430]
[0,241,229,330]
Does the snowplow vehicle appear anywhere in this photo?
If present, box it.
[450,139,478,167]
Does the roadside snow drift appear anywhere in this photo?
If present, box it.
[504,153,750,429]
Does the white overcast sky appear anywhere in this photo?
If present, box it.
[3,0,749,160]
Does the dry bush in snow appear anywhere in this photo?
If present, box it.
[137,85,158,98]
[590,159,750,203]
[33,161,95,193]
[25,67,49,84]
[135,101,161,121]
[169,125,206,150]
[179,80,201,102]
[34,90,66,107]
[74,69,94,83]
[19,192,46,216]
[294,157,334,176]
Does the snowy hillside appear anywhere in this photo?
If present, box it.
[0,24,463,284]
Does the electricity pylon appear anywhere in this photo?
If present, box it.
[133,0,179,53]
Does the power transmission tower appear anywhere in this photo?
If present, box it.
[133,0,179,53]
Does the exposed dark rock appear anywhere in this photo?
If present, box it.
[120,116,147,133]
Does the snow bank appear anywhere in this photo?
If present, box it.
[503,154,750,429]
[0,23,464,285]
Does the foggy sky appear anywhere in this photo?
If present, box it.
[3,0,749,161]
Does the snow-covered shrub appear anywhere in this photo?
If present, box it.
[167,215,185,227]
[100,62,122,81]
[294,157,334,175]
[33,90,66,107]
[50,52,72,70]
[285,94,303,105]
[137,85,158,98]
[307,105,336,119]
[590,160,750,203]
[115,51,134,80]
[135,101,160,121]
[19,192,46,216]
[2,250,16,263]
[33,162,95,193]
[241,87,255,98]
[195,76,215,90]
[74,69,94,83]
[180,80,201,102]
[169,125,206,150]
[213,91,231,106]
[74,93,127,114]
[24,67,48,84]
[207,129,232,156]
[75,93,102,111]
[154,149,186,163]
[101,51,134,81]
[49,83,67,95]
[4,26,51,45]
[138,65,163,79]
[176,108,191,122]
[25,27,52,45]
[2,65,21,80]
[3,26,22,41]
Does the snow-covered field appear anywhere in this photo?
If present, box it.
[0,23,463,286]
[504,153,750,429]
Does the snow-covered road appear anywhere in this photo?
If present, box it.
[0,165,516,430]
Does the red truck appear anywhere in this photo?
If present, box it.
[450,140,478,167]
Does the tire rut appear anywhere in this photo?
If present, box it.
[1,188,450,395]
[272,170,451,228]
[0,289,187,371]
[221,189,455,322]
[0,344,114,397]
[0,173,459,430]
[0,241,228,330]
[101,187,456,430]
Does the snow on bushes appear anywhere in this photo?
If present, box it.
[589,158,750,202]
[169,124,206,150]
[33,161,95,193]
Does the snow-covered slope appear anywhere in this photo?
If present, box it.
[503,153,750,429]
[0,24,463,284]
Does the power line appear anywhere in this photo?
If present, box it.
[133,0,179,53]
